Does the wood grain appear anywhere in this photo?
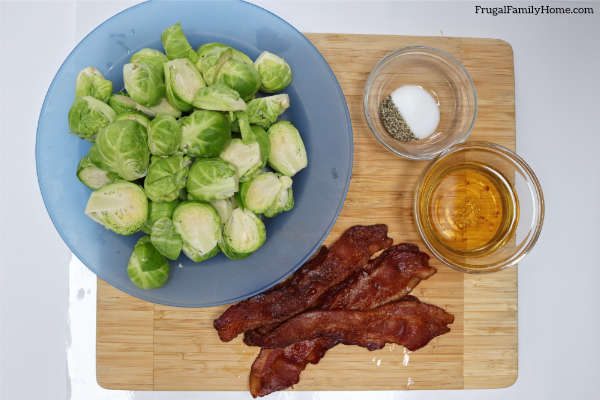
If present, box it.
[96,33,517,391]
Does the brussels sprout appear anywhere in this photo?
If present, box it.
[85,181,148,235]
[115,112,150,130]
[247,94,290,129]
[216,58,261,100]
[163,58,205,112]
[127,236,170,289]
[123,62,165,107]
[219,208,266,259]
[148,115,181,156]
[237,112,270,166]
[89,119,150,181]
[186,158,238,202]
[130,48,168,76]
[76,155,118,190]
[201,48,233,86]
[191,84,247,112]
[209,197,238,225]
[109,94,182,119]
[264,175,294,218]
[68,96,116,141]
[196,43,252,76]
[141,200,179,234]
[161,22,198,63]
[147,97,183,118]
[219,139,261,182]
[239,172,282,214]
[172,202,221,262]
[254,51,292,93]
[75,67,113,102]
[180,110,231,157]
[267,121,307,177]
[151,217,183,260]
[251,126,271,167]
[144,155,191,202]
[227,111,240,133]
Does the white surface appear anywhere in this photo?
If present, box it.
[1,1,599,399]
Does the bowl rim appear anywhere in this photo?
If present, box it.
[363,45,478,160]
[414,141,545,274]
[34,0,354,307]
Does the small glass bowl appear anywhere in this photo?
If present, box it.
[414,142,545,273]
[363,46,477,160]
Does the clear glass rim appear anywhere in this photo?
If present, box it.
[414,141,545,274]
[363,45,478,160]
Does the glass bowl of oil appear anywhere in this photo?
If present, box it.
[415,142,544,273]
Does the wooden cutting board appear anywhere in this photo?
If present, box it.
[97,33,517,391]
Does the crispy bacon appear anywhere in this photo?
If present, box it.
[252,297,454,351]
[214,225,393,342]
[244,244,433,346]
[248,244,437,397]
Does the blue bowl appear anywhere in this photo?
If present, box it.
[36,0,352,307]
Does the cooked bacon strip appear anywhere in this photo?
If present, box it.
[248,244,436,397]
[244,243,432,346]
[214,225,393,342]
[252,297,453,351]
[320,243,433,310]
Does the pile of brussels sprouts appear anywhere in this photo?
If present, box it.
[68,23,307,290]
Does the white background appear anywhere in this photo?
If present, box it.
[1,1,599,399]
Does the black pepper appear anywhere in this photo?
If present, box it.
[379,95,417,142]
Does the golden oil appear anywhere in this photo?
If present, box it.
[418,162,519,257]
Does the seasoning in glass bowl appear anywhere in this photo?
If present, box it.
[379,85,440,142]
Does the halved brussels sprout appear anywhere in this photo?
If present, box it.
[115,112,150,130]
[75,67,113,102]
[219,208,266,260]
[76,155,118,190]
[237,112,270,167]
[148,97,183,118]
[89,119,150,181]
[109,94,182,119]
[201,48,233,86]
[161,22,198,63]
[85,181,148,235]
[247,94,290,129]
[141,200,179,234]
[216,58,261,100]
[219,138,261,182]
[68,96,116,141]
[172,202,221,262]
[180,110,231,157]
[164,58,206,112]
[151,217,183,260]
[144,155,191,202]
[196,43,252,76]
[123,62,165,107]
[148,115,181,156]
[210,197,238,225]
[264,175,294,218]
[254,51,292,93]
[191,84,247,112]
[186,158,238,202]
[109,93,138,115]
[239,172,282,214]
[127,236,170,289]
[267,121,307,177]
[130,48,168,77]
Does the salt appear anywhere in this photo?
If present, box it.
[390,85,440,139]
